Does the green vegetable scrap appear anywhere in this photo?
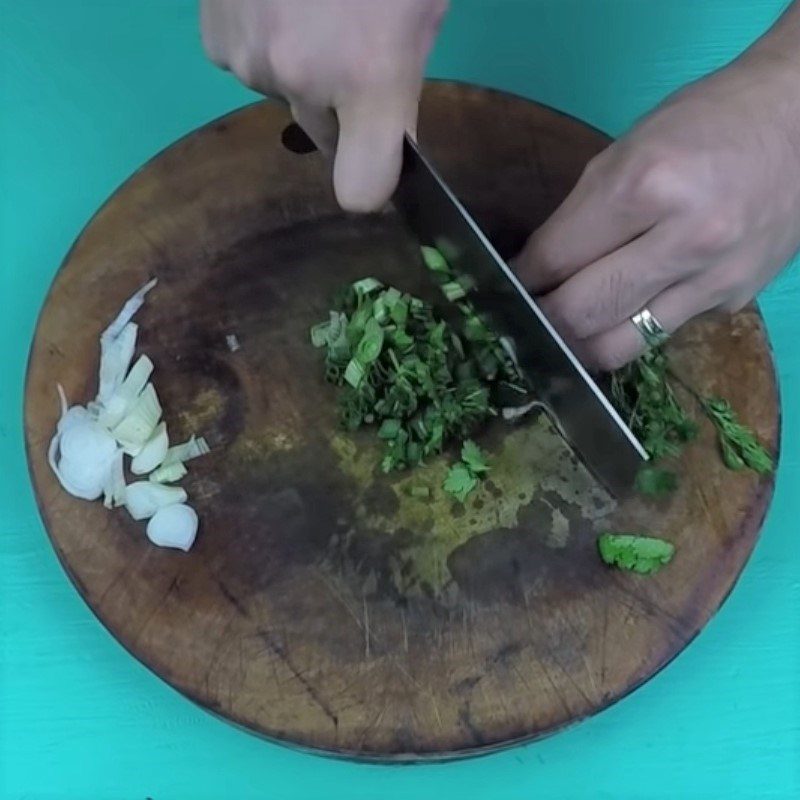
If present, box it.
[443,462,478,503]
[442,439,490,503]
[310,247,530,474]
[597,533,675,575]
[701,398,773,475]
[460,439,490,476]
[611,346,773,494]
[611,348,697,461]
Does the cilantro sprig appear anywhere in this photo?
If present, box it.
[611,347,774,494]
[702,398,773,474]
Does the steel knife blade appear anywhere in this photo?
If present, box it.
[392,135,647,496]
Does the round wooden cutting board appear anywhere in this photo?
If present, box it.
[25,83,779,760]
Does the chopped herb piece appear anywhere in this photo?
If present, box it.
[701,398,773,475]
[441,280,467,302]
[443,462,478,503]
[390,298,408,326]
[611,348,697,461]
[420,245,449,273]
[378,418,401,439]
[310,321,330,348]
[597,533,675,575]
[408,485,431,499]
[355,318,385,364]
[344,358,367,389]
[461,440,489,475]
[352,277,383,297]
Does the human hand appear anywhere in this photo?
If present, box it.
[201,0,448,212]
[517,48,800,371]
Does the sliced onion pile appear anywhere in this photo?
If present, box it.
[48,280,209,551]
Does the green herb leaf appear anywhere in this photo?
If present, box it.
[597,533,675,575]
[611,348,697,461]
[443,462,478,503]
[461,440,489,475]
[702,397,773,475]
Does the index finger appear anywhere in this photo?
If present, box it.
[333,90,418,212]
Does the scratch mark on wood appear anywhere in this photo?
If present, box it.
[257,629,339,729]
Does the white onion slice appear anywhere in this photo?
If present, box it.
[97,321,138,405]
[162,435,210,467]
[96,278,156,404]
[148,461,187,484]
[98,354,153,429]
[111,383,162,455]
[146,503,198,551]
[131,421,168,475]
[60,418,117,465]
[48,390,120,501]
[124,482,186,521]
[102,278,157,342]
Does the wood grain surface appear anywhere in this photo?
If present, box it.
[24,83,779,760]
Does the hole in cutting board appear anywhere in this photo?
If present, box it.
[281,123,318,154]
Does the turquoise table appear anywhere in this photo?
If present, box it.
[2,2,798,797]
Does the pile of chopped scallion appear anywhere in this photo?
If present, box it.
[310,246,530,499]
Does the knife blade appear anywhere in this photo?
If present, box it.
[392,135,647,496]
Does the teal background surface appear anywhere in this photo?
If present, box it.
[1,1,799,797]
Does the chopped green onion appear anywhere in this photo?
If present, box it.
[344,358,367,389]
[441,280,467,302]
[355,318,385,364]
[420,245,449,273]
[310,321,331,348]
[378,418,401,439]
[352,277,383,297]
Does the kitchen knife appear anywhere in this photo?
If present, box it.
[392,135,648,496]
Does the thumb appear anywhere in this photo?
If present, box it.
[333,90,418,213]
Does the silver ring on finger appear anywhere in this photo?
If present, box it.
[630,307,669,349]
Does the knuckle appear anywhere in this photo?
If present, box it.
[688,210,744,256]
[617,148,691,210]
[345,50,405,92]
